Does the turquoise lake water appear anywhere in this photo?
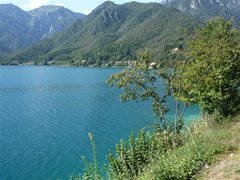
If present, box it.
[0,66,199,179]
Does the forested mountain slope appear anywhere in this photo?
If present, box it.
[4,2,199,66]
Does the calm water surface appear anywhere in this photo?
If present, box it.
[0,66,199,179]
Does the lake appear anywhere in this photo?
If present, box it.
[0,66,199,179]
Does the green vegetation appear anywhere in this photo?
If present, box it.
[107,49,190,132]
[69,17,240,180]
[171,17,240,118]
[197,149,240,179]
[138,115,240,179]
[80,133,101,180]
[1,2,199,66]
[107,50,172,131]
[71,115,240,180]
[2,0,240,65]
[106,125,185,179]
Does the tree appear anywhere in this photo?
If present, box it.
[171,17,240,118]
[107,50,170,131]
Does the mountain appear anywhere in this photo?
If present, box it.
[28,5,84,38]
[164,0,240,25]
[4,1,200,66]
[0,4,32,53]
[0,4,84,54]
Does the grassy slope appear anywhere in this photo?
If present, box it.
[198,150,240,179]
[197,121,240,180]
[137,115,240,180]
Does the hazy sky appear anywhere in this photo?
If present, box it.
[0,0,163,14]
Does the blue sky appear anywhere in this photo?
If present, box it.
[0,0,163,14]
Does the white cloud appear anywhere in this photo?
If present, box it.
[22,0,50,10]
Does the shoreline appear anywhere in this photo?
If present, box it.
[0,64,126,69]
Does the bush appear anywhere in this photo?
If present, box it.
[107,125,185,179]
[149,141,226,180]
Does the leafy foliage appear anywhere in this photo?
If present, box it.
[171,17,240,118]
[107,49,189,132]
[107,50,171,130]
[144,140,227,180]
[107,126,185,179]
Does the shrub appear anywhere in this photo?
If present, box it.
[107,126,185,179]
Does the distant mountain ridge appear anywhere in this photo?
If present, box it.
[164,0,240,25]
[0,4,84,54]
[2,0,240,66]
[4,1,199,66]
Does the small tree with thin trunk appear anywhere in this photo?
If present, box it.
[107,50,182,131]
